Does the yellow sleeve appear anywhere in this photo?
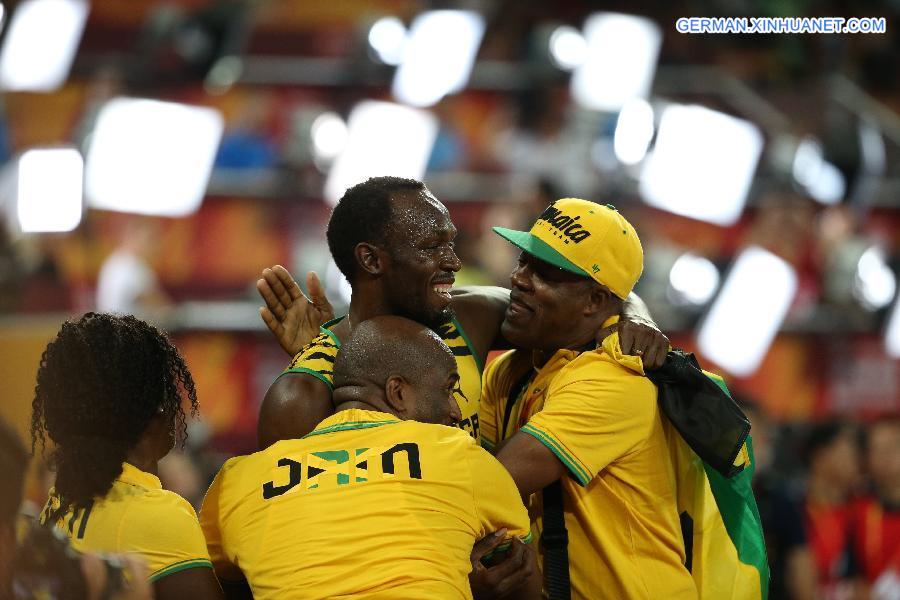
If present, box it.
[198,458,245,582]
[521,369,656,487]
[281,332,339,389]
[478,354,505,452]
[467,445,532,544]
[120,490,213,582]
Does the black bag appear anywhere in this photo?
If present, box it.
[646,349,751,478]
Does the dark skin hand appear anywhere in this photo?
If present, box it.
[153,567,224,600]
[470,533,541,600]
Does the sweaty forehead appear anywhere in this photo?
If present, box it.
[388,190,453,242]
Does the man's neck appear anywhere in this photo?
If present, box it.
[124,452,158,477]
[347,280,397,328]
[334,401,396,418]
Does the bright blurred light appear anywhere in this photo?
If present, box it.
[792,137,845,205]
[640,104,763,226]
[548,25,587,70]
[792,137,823,187]
[368,16,407,66]
[571,13,661,112]
[853,246,896,310]
[324,100,438,205]
[17,148,83,232]
[668,253,720,306]
[885,293,900,358]
[392,10,485,107]
[697,247,797,377]
[806,162,845,205]
[0,0,89,92]
[613,98,655,165]
[311,112,349,162]
[85,98,224,216]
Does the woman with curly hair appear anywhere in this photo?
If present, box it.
[32,312,222,599]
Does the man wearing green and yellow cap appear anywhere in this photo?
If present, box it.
[483,199,697,599]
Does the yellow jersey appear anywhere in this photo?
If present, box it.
[200,408,531,599]
[281,315,484,439]
[40,462,212,582]
[480,322,697,600]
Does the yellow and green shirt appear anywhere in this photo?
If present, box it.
[480,319,697,600]
[282,315,484,439]
[200,409,531,599]
[40,462,212,582]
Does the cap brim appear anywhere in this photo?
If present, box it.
[492,227,590,278]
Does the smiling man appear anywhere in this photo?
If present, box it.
[256,177,667,451]
[257,176,498,448]
[482,199,697,599]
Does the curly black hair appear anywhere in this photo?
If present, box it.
[31,313,198,516]
[326,176,427,282]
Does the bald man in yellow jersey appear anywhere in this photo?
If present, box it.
[481,200,697,599]
[256,177,669,451]
[200,316,536,599]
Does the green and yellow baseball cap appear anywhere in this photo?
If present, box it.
[493,198,643,299]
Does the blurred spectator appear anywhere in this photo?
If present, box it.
[0,418,27,590]
[96,217,171,316]
[847,418,900,595]
[742,398,817,600]
[0,227,25,313]
[214,92,278,170]
[491,85,601,197]
[72,66,124,154]
[802,421,862,597]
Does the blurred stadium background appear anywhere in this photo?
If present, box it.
[0,0,897,557]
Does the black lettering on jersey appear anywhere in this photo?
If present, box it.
[263,444,423,499]
[435,322,460,340]
[456,414,480,439]
[262,458,303,499]
[381,443,422,480]
[76,501,93,539]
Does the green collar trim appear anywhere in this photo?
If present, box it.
[304,419,399,438]
[319,315,346,348]
[451,316,483,373]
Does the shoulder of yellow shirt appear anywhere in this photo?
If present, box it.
[283,330,340,389]
[547,347,648,387]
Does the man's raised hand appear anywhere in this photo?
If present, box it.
[257,265,335,356]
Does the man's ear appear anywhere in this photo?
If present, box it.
[385,375,410,418]
[355,243,386,276]
[584,283,617,319]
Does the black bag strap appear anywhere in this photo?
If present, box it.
[502,358,570,598]
[541,480,571,600]
[501,369,536,440]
